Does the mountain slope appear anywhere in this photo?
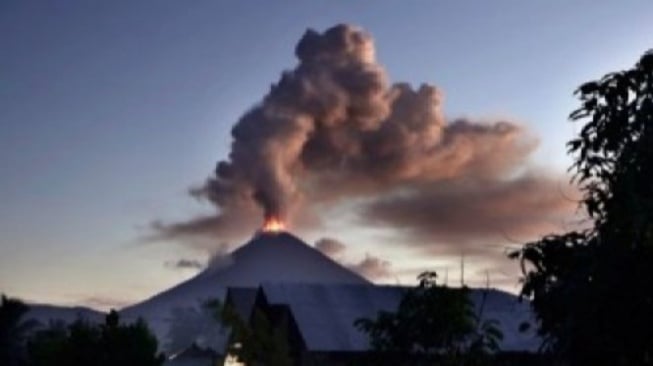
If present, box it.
[119,231,368,352]
[26,304,105,324]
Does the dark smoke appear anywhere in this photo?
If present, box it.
[155,24,575,249]
[361,174,575,253]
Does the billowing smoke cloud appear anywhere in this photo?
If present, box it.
[361,174,575,254]
[155,24,575,249]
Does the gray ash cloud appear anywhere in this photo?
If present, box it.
[154,24,576,250]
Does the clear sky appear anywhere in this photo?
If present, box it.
[1,0,652,310]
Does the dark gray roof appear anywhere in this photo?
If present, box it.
[224,287,257,321]
[178,343,218,358]
[120,231,367,352]
[261,283,406,352]
[259,283,540,353]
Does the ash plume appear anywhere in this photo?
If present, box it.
[361,174,575,254]
[155,24,575,248]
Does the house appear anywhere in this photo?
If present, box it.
[224,283,544,366]
[224,287,258,322]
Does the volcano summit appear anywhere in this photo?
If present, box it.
[119,231,368,350]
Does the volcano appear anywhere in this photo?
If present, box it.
[119,231,368,351]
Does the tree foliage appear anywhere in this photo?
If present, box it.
[511,50,653,365]
[355,272,503,365]
[209,299,292,366]
[26,310,165,366]
[0,295,38,366]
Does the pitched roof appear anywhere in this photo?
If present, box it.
[120,231,367,352]
[260,283,406,352]
[170,343,220,360]
[224,287,257,321]
[259,283,540,353]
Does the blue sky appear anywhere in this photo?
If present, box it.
[1,1,652,309]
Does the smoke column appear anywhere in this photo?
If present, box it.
[156,24,574,247]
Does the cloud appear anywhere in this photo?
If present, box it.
[206,242,234,271]
[79,296,132,311]
[165,259,205,270]
[151,201,260,244]
[153,23,577,257]
[348,254,393,281]
[314,237,346,258]
[360,173,577,255]
[314,237,393,281]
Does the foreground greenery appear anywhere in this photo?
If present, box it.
[1,296,37,366]
[355,272,503,366]
[210,298,293,366]
[0,295,164,366]
[511,51,653,365]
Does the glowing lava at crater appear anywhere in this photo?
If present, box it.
[261,217,286,233]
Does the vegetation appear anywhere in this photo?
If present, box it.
[26,310,165,366]
[1,295,38,366]
[511,50,653,365]
[1,297,165,366]
[355,272,503,365]
[209,299,292,366]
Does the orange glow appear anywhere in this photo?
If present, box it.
[261,217,286,233]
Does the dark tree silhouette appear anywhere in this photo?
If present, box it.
[0,295,37,366]
[26,310,165,366]
[209,299,292,366]
[511,51,653,365]
[355,272,503,366]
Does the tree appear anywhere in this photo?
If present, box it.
[511,50,653,365]
[209,299,292,366]
[26,310,165,366]
[0,295,38,366]
[355,272,503,366]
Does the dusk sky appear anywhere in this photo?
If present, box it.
[1,1,652,310]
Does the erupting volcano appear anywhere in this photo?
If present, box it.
[261,217,286,233]
[120,230,369,351]
[155,23,567,247]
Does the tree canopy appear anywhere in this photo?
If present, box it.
[511,50,653,365]
[209,299,292,366]
[355,272,503,366]
[1,295,38,366]
[26,310,165,366]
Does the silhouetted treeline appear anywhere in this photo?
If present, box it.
[355,272,505,366]
[0,295,164,366]
[511,50,653,365]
